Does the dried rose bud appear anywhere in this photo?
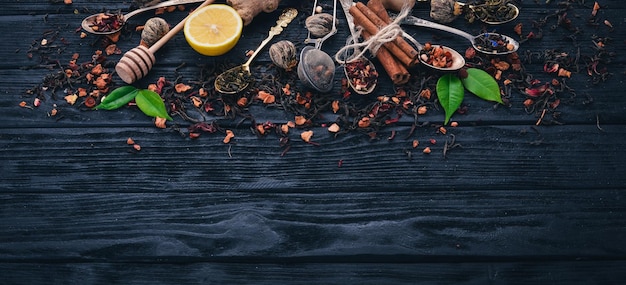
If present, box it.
[84,96,96,108]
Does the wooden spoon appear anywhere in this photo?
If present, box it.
[115,0,215,84]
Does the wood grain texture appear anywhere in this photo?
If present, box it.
[1,261,626,284]
[1,0,625,283]
[1,125,624,191]
[1,190,625,259]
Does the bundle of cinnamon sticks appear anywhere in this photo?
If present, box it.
[348,0,418,85]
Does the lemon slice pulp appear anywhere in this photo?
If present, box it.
[184,4,243,56]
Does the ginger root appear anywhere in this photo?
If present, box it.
[379,0,416,12]
[227,0,282,26]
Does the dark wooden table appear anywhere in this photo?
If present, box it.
[1,0,625,283]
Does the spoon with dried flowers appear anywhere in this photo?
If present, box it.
[81,0,206,35]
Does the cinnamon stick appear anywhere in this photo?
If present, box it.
[349,4,416,68]
[356,2,418,64]
[367,0,391,23]
[362,30,410,85]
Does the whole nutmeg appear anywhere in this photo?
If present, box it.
[141,17,170,47]
[269,40,298,71]
[305,13,335,38]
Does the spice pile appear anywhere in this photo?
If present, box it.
[20,1,617,157]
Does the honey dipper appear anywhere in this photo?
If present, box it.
[115,0,215,84]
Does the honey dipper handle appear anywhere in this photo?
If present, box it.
[148,0,216,53]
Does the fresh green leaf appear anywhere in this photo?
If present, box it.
[94,86,138,110]
[461,68,503,104]
[436,74,465,125]
[134,89,173,121]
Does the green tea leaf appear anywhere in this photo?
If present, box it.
[135,89,173,121]
[95,86,138,110]
[461,68,503,104]
[436,74,465,125]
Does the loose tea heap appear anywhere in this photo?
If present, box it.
[465,0,518,24]
[473,33,515,54]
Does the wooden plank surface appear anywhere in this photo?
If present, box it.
[1,124,624,191]
[2,261,626,284]
[1,0,625,283]
[2,190,625,258]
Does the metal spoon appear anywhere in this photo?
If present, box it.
[214,8,298,94]
[297,0,338,93]
[339,0,378,95]
[399,15,519,55]
[81,0,206,35]
[456,1,519,25]
[415,41,466,71]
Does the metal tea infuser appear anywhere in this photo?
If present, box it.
[297,0,338,93]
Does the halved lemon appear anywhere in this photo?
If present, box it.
[184,4,243,56]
